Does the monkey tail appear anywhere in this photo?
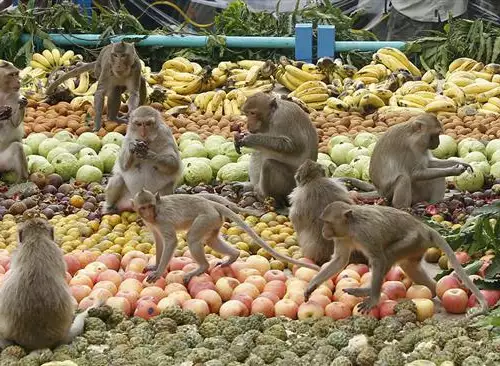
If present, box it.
[45,62,96,95]
[197,193,264,217]
[334,177,377,192]
[432,232,489,316]
[211,201,320,271]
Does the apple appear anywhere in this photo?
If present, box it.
[123,271,147,283]
[64,254,81,275]
[259,292,280,304]
[85,262,108,275]
[182,299,210,320]
[158,297,181,311]
[140,286,166,303]
[182,263,201,274]
[74,250,95,268]
[142,276,166,289]
[335,269,361,284]
[401,276,413,289]
[127,258,147,273]
[65,272,72,284]
[70,285,92,302]
[251,297,275,318]
[352,303,379,318]
[378,300,397,318]
[274,299,298,319]
[78,296,100,310]
[115,289,140,309]
[219,300,249,318]
[245,275,267,292]
[336,278,360,291]
[297,301,324,320]
[291,258,316,274]
[229,261,249,275]
[381,281,407,300]
[215,277,240,301]
[90,288,113,301]
[311,285,333,299]
[449,251,471,267]
[284,290,305,306]
[134,299,160,320]
[346,263,369,276]
[308,293,331,308]
[69,274,93,288]
[385,266,406,282]
[189,281,217,298]
[360,272,372,285]
[187,273,213,290]
[119,278,143,294]
[467,289,500,308]
[195,289,222,313]
[285,278,308,291]
[263,269,287,282]
[75,269,98,284]
[168,290,192,306]
[96,269,122,288]
[230,293,254,310]
[209,264,235,282]
[106,296,132,316]
[442,288,468,314]
[233,283,260,299]
[169,256,193,271]
[436,275,463,299]
[165,283,188,296]
[338,292,363,309]
[93,280,118,295]
[325,301,351,320]
[166,270,186,284]
[406,285,433,300]
[245,255,271,275]
[96,253,121,271]
[411,298,435,321]
[121,250,147,269]
[294,267,319,283]
[236,268,261,283]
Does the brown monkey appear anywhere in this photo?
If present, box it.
[45,41,147,132]
[289,160,368,265]
[304,201,489,317]
[0,61,28,182]
[131,189,320,285]
[369,113,471,209]
[0,217,102,350]
[235,92,318,210]
[103,106,181,214]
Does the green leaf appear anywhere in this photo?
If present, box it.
[474,278,500,290]
[485,256,500,279]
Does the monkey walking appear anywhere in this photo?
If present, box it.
[368,113,471,208]
[131,189,320,285]
[45,41,147,132]
[289,159,368,265]
[0,217,103,350]
[0,61,28,182]
[103,106,182,214]
[304,201,489,318]
[233,92,318,211]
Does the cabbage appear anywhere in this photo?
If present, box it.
[78,147,98,159]
[327,135,352,150]
[101,143,121,152]
[350,155,371,174]
[77,132,102,152]
[463,151,488,164]
[490,162,500,178]
[455,167,484,193]
[367,142,377,155]
[204,135,227,158]
[490,150,500,164]
[178,132,202,144]
[101,132,124,147]
[25,133,48,154]
[317,153,331,161]
[53,130,75,142]
[485,139,500,160]
[210,155,231,175]
[38,138,60,158]
[346,147,370,163]
[59,142,83,155]
[22,144,32,156]
[240,146,255,155]
[353,132,378,148]
[333,164,360,179]
[179,139,203,151]
[361,166,371,181]
[237,154,251,163]
[78,155,104,171]
[52,153,78,181]
[98,149,118,173]
[220,142,240,162]
[316,159,336,177]
[181,144,208,158]
[329,142,355,165]
[0,171,18,184]
[470,161,490,175]
[76,165,103,183]
[431,135,457,159]
[31,160,55,175]
[217,162,249,183]
[183,157,211,167]
[183,160,213,186]
[457,139,485,158]
[27,155,48,171]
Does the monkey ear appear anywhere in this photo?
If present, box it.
[269,97,278,110]
[18,228,23,243]
[155,192,161,202]
[343,209,354,220]
[413,119,425,132]
[50,227,55,240]
[141,187,146,194]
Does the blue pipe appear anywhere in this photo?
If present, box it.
[335,41,406,52]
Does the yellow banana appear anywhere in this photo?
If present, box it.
[359,93,386,111]
[285,65,325,82]
[42,50,55,66]
[398,100,426,108]
[236,91,247,106]
[84,82,98,96]
[223,98,233,116]
[230,99,241,115]
[301,63,320,73]
[237,60,265,69]
[401,94,429,106]
[422,69,438,84]
[283,72,304,89]
[191,62,203,75]
[447,77,474,87]
[323,106,339,115]
[205,99,214,114]
[471,71,493,81]
[455,60,479,72]
[299,93,329,103]
[424,100,457,113]
[478,108,499,115]
[170,77,202,95]
[471,62,485,72]
[200,91,216,110]
[343,95,358,108]
[239,83,274,97]
[32,53,51,69]
[214,103,224,119]
[463,82,499,95]
[448,58,476,73]
[29,60,49,71]
[488,96,500,109]
[326,97,350,111]
[492,75,500,83]
[212,67,226,78]
[307,101,327,110]
[370,88,393,102]
[51,49,61,66]
[218,61,239,71]
[60,50,74,64]
[294,80,328,94]
[172,71,198,82]
[378,106,424,115]
[168,93,192,103]
[481,102,500,113]
[378,47,421,77]
[173,57,194,73]
[295,87,329,98]
[71,72,90,95]
[483,63,500,74]
[245,65,261,86]
[210,90,226,111]
[476,87,500,102]
[162,59,190,73]
[225,89,240,100]
[373,52,407,72]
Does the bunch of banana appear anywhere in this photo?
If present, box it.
[373,47,421,77]
[480,96,500,114]
[394,81,435,96]
[378,105,427,116]
[287,80,330,110]
[30,49,81,72]
[227,60,275,92]
[141,61,160,85]
[70,96,94,110]
[423,95,457,113]
[62,72,98,96]
[162,92,192,111]
[447,58,484,74]
[442,81,466,106]
[159,57,206,94]
[276,63,326,91]
[353,63,389,85]
[421,69,440,84]
[338,88,387,114]
[316,57,358,84]
[194,90,227,118]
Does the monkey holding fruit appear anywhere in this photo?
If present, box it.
[304,201,489,317]
[132,189,320,285]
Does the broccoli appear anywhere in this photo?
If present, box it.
[187,347,215,363]
[356,346,378,366]
[368,335,387,352]
[203,313,226,327]
[417,325,438,340]
[262,324,287,341]
[309,353,332,364]
[205,360,225,366]
[238,314,265,333]
[275,357,302,366]
[109,345,131,360]
[83,349,109,366]
[327,330,350,349]
[106,332,129,347]
[244,354,265,366]
[394,299,417,315]
[127,346,152,361]
[84,330,107,345]
[453,346,475,365]
[283,320,310,335]
[0,357,20,366]
[106,311,127,329]
[255,334,286,349]
[329,355,353,366]
[241,330,261,343]
[177,324,203,347]
[229,334,254,362]
[443,336,476,353]
[1,346,26,360]
[405,361,437,366]
[161,305,185,325]
[179,309,201,326]
[406,341,440,362]
[173,348,192,361]
[223,325,244,342]
[309,317,336,338]
[485,352,500,366]
[88,305,114,322]
[375,345,405,366]
[352,316,379,335]
[84,317,107,332]
[159,338,189,356]
[462,355,485,366]
[74,357,92,366]
[51,345,78,361]
[35,348,53,364]
[262,317,283,330]
[395,309,417,324]
[151,317,177,333]
[337,346,359,364]
[69,336,89,353]
[373,325,398,342]
[18,354,41,366]
[199,321,221,338]
[252,344,281,364]
[317,345,338,360]
[378,316,403,332]
[218,352,239,365]
[116,320,135,333]
[201,336,230,350]
[110,358,136,366]
[289,340,313,357]
[430,350,455,364]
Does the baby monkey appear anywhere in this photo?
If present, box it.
[304,201,489,318]
[132,189,320,285]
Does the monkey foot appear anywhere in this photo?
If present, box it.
[214,259,236,268]
[101,205,119,215]
[342,287,370,297]
[144,265,157,273]
[356,298,378,314]
[0,339,13,349]
[275,206,290,216]
[466,307,489,319]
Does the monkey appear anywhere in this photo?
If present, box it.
[103,106,182,214]
[0,217,103,350]
[0,61,28,182]
[131,189,320,285]
[288,159,368,266]
[45,41,147,132]
[368,113,471,209]
[303,201,489,318]
[234,92,318,211]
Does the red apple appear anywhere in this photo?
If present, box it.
[381,281,407,300]
[338,292,363,309]
[142,276,166,289]
[74,250,95,268]
[442,288,469,314]
[119,278,143,293]
[436,275,462,299]
[360,272,372,285]
[70,285,92,302]
[298,301,324,320]
[65,272,72,284]
[385,266,406,281]
[450,251,471,266]
[127,257,147,273]
[182,263,201,274]
[93,280,118,295]
[467,290,500,308]
[69,274,93,288]
[325,301,351,320]
[219,300,249,318]
[263,280,287,299]
[263,269,287,282]
[412,298,435,321]
[85,261,108,274]
[209,264,235,282]
[187,273,213,290]
[236,268,261,283]
[215,277,240,301]
[245,275,267,292]
[79,296,100,310]
[96,269,122,288]
[115,289,140,309]
[158,297,181,310]
[295,267,319,283]
[168,291,192,306]
[169,256,194,271]
[308,293,331,309]
[335,269,361,284]
[106,296,132,316]
[251,297,275,318]
[229,261,249,275]
[291,258,316,274]
[140,286,166,303]
[75,269,98,284]
[123,271,147,283]
[195,289,222,313]
[96,253,121,271]
[230,293,253,310]
[406,284,433,300]
[233,283,260,299]
[284,290,305,306]
[182,299,210,320]
[353,303,379,318]
[121,250,147,269]
[134,299,160,319]
[259,292,280,304]
[346,263,370,276]
[378,300,397,318]
[165,283,188,295]
[274,299,298,319]
[90,288,113,301]
[189,281,217,298]
[165,270,186,284]
[64,254,81,275]
[245,255,271,275]
[336,278,360,292]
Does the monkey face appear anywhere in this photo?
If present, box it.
[0,66,21,93]
[131,117,157,141]
[138,203,156,222]
[320,202,353,238]
[244,109,262,133]
[110,52,133,75]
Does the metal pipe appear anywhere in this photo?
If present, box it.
[335,41,406,51]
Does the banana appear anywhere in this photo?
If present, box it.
[168,93,192,104]
[488,97,500,109]
[447,77,474,87]
[353,76,379,85]
[301,63,320,73]
[370,88,393,102]
[401,94,429,106]
[398,81,434,95]
[214,103,224,119]
[471,62,485,72]
[471,71,493,81]
[483,63,500,74]
[245,65,261,86]
[42,50,55,66]
[225,89,240,100]
[237,60,265,70]
[398,100,426,108]
[492,74,500,83]
[294,80,328,94]
[84,82,98,96]
[71,72,90,95]
[478,108,499,115]
[173,57,194,73]
[476,86,500,102]
[170,77,202,94]
[448,58,476,73]
[351,89,371,106]
[192,62,203,75]
[378,47,421,77]
[422,69,438,84]
[424,99,457,113]
[63,78,76,90]
[285,65,325,82]
[51,49,61,66]
[223,98,233,116]
[295,87,329,98]
[307,101,327,110]
[276,72,298,91]
[373,52,407,73]
[230,99,241,115]
[299,93,329,103]
[283,72,304,89]
[60,50,75,64]
[172,71,198,82]
[239,83,274,97]
[481,102,500,113]
[210,90,226,111]
[236,91,247,106]
[359,93,386,112]
[326,97,350,111]
[323,106,339,115]
[463,82,499,95]
[32,53,51,69]
[201,91,216,110]
[162,59,190,73]
[205,99,214,114]
[218,61,239,71]
[29,60,49,71]
[455,59,479,72]
[211,68,226,78]
[228,73,248,83]
[378,106,424,115]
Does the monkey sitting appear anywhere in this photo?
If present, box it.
[131,189,320,285]
[304,201,489,317]
[0,217,102,350]
[234,92,318,212]
[45,41,147,132]
[289,159,368,265]
[369,113,471,209]
[103,106,182,214]
[0,61,28,182]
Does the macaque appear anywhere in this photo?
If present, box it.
[0,217,102,350]
[0,61,28,182]
[304,201,489,317]
[45,41,147,132]
[234,92,318,210]
[369,113,471,209]
[132,189,320,285]
[103,106,181,214]
[289,160,367,265]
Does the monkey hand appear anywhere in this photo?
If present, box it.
[459,162,473,173]
[144,264,157,273]
[18,96,28,108]
[0,105,12,120]
[451,163,470,175]
[356,297,379,314]
[132,140,149,158]
[303,286,316,302]
[234,131,248,154]
[146,270,162,283]
[465,305,489,319]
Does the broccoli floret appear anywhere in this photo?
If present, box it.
[84,349,109,366]
[443,336,476,353]
[128,322,154,341]
[238,314,265,333]
[174,348,192,361]
[394,299,417,315]
[244,354,265,366]
[88,305,114,322]
[453,346,475,365]
[263,324,287,341]
[395,309,417,324]
[309,317,336,338]
[110,358,135,366]
[375,345,405,366]
[161,305,184,325]
[70,336,89,353]
[368,336,386,352]
[241,330,261,343]
[290,339,313,357]
[157,358,176,366]
[116,319,135,333]
[127,346,152,361]
[485,351,500,366]
[160,338,190,356]
[203,313,225,327]
[356,346,378,366]
[430,350,455,364]
[109,344,130,360]
[75,357,92,366]
[401,321,419,334]
[177,324,203,347]
[180,309,201,326]
[337,346,359,364]
[418,325,438,340]
[352,316,379,335]
[223,325,244,342]
[262,317,283,329]
[106,310,127,329]
[373,325,397,342]
[327,330,350,349]
[309,353,332,364]
[329,355,353,366]
[151,317,177,333]
[84,330,107,345]
[255,334,285,349]
[84,317,107,333]
[378,316,403,331]
[51,344,78,361]
[201,336,230,350]
[106,332,129,347]
[317,345,338,360]
[252,344,281,364]
[283,320,310,335]
[462,355,485,366]
[205,360,225,366]
[230,334,254,362]
[1,346,26,360]
[199,321,221,338]
[405,361,437,366]
[217,352,238,365]
[187,347,214,363]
